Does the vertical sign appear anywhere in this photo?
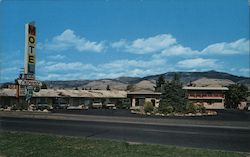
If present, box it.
[24,22,36,80]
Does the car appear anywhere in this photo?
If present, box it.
[53,103,69,110]
[67,105,88,110]
[37,103,53,111]
[91,102,103,109]
[103,102,116,109]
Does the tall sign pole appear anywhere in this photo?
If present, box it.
[24,22,36,80]
[16,22,41,102]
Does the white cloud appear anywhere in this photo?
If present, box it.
[160,45,199,56]
[41,29,105,52]
[201,38,249,55]
[35,58,169,80]
[48,54,65,60]
[45,62,96,72]
[177,58,219,69]
[111,33,249,57]
[101,58,166,70]
[111,34,176,54]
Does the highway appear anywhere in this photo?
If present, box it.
[1,114,250,152]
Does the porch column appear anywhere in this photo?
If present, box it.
[132,97,136,107]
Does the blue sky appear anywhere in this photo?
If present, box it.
[0,0,249,82]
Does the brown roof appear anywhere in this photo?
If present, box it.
[0,89,127,98]
[128,90,161,95]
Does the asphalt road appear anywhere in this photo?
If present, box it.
[1,116,250,152]
[53,109,250,121]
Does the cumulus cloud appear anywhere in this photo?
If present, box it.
[111,34,176,54]
[111,33,249,57]
[201,38,249,55]
[48,54,66,60]
[177,58,219,69]
[101,58,166,70]
[40,29,105,52]
[45,62,96,72]
[36,58,168,80]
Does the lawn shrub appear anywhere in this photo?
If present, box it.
[144,101,154,113]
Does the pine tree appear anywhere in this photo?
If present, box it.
[159,73,188,112]
[155,75,165,92]
[106,85,111,90]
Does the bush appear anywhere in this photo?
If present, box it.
[158,102,174,114]
[144,101,154,113]
[195,105,206,113]
[185,103,196,113]
[186,103,206,113]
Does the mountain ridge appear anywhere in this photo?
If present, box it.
[42,70,250,90]
[1,70,249,91]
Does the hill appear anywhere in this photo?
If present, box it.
[42,70,249,91]
[1,70,249,91]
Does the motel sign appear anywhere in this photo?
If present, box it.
[24,22,36,80]
[16,22,41,98]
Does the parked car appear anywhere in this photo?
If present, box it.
[53,103,69,110]
[103,102,116,109]
[67,105,88,110]
[91,102,103,109]
[37,103,53,111]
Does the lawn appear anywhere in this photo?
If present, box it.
[0,131,248,157]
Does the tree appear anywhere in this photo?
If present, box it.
[225,84,248,109]
[159,73,188,113]
[155,75,165,92]
[172,73,180,83]
[106,85,111,90]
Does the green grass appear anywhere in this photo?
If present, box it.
[0,131,248,157]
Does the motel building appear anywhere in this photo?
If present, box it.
[0,86,230,110]
[183,86,229,109]
[127,90,161,109]
[0,88,162,110]
[0,88,128,109]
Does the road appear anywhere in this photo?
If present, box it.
[53,109,250,121]
[1,114,250,152]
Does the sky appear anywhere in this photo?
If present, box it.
[0,0,249,82]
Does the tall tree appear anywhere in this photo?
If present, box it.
[155,75,165,92]
[172,73,180,83]
[106,85,111,90]
[225,84,248,109]
[159,73,188,112]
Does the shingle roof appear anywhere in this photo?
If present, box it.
[0,89,16,97]
[0,89,127,98]
[127,90,161,95]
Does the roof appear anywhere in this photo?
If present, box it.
[0,89,16,97]
[0,89,127,98]
[128,90,161,95]
[183,86,229,91]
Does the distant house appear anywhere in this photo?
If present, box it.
[183,86,229,109]
[0,89,127,108]
[127,90,161,109]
